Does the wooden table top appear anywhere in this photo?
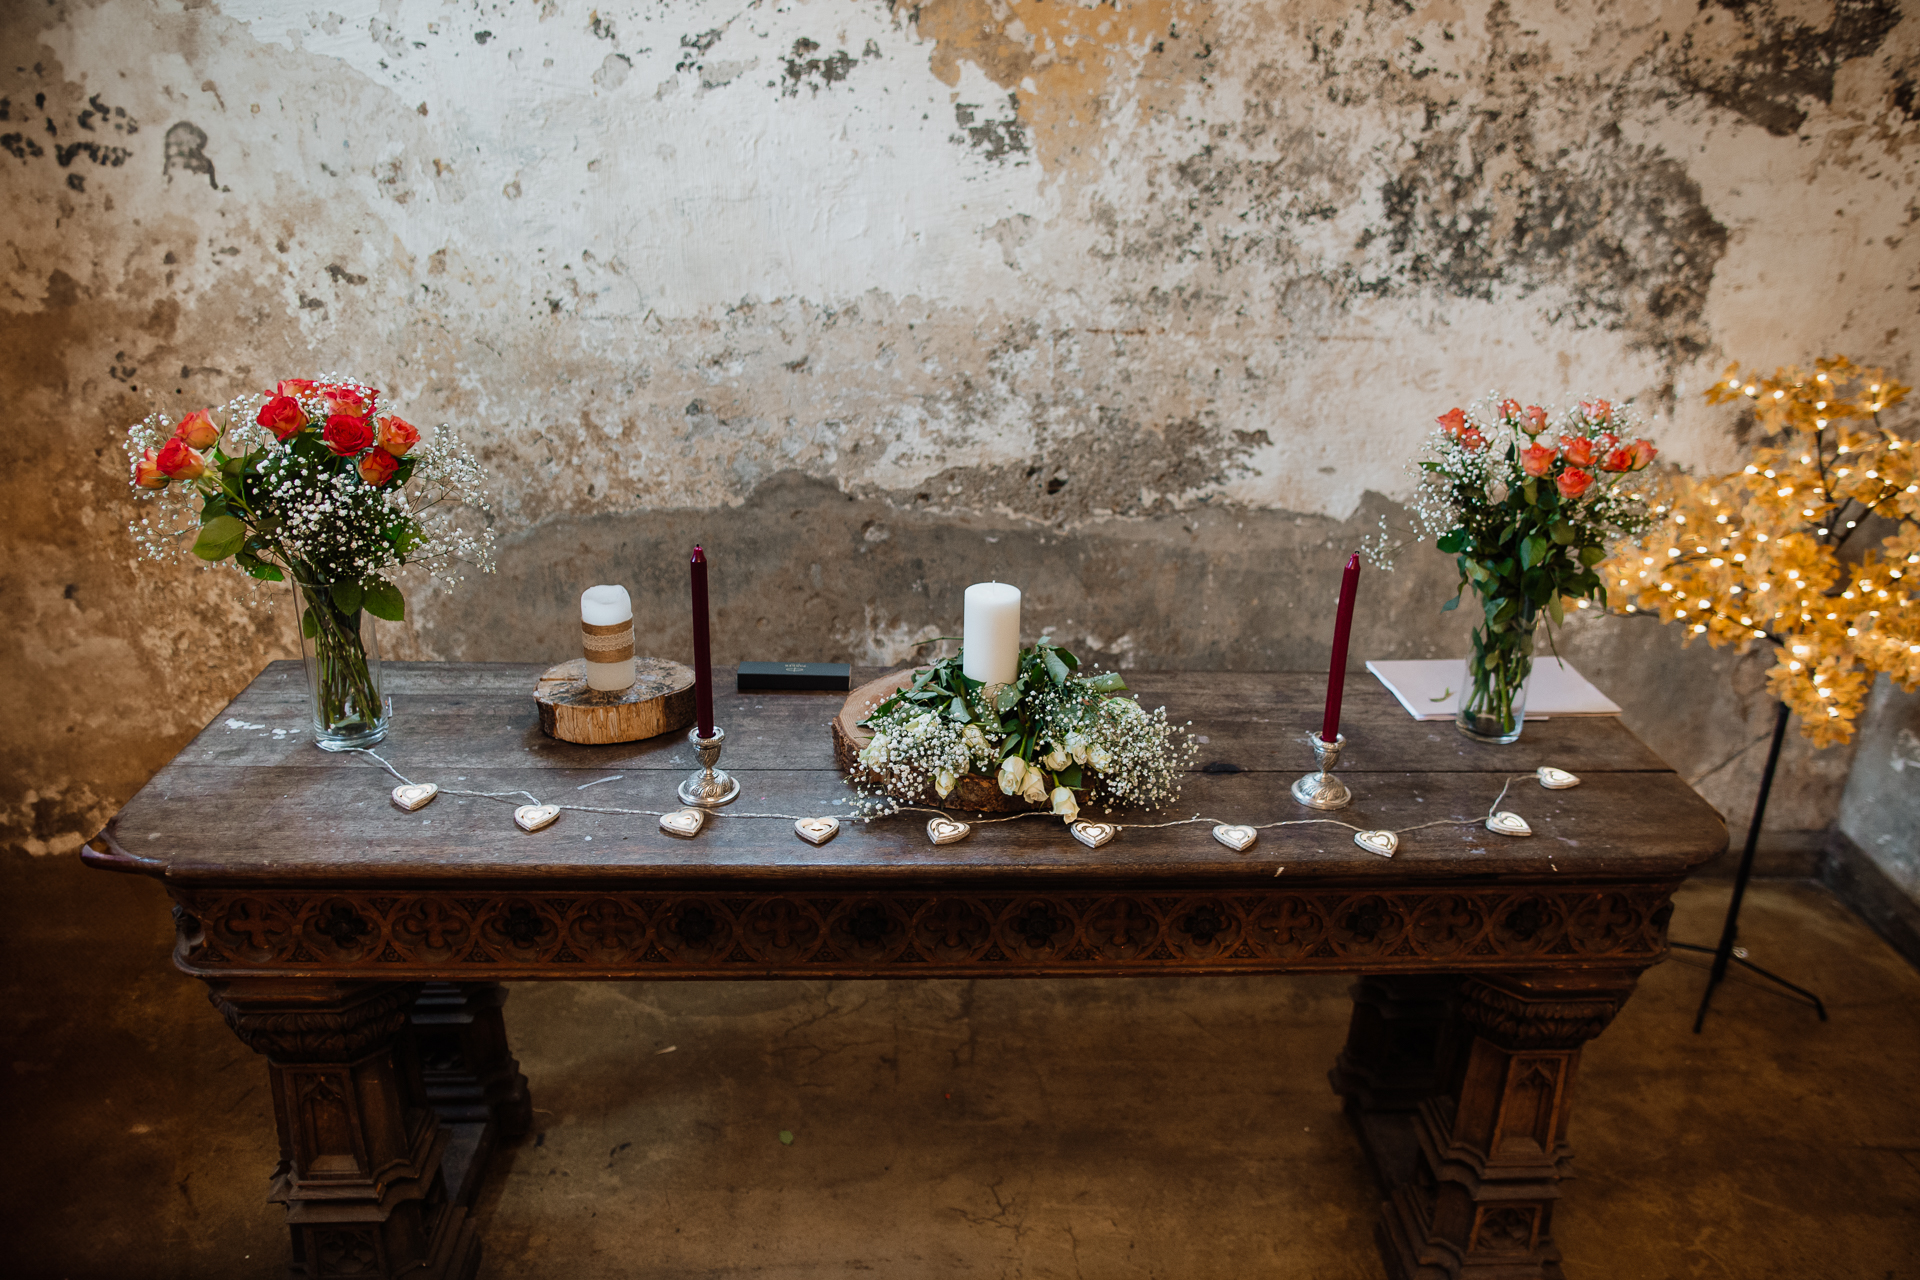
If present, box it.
[97,662,1725,889]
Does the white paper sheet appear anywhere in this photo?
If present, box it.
[1365,658,1621,721]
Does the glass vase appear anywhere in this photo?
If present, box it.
[290,575,390,751]
[1457,605,1537,745]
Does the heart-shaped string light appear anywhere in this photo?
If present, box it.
[1212,824,1257,852]
[1353,830,1398,858]
[1536,766,1580,790]
[514,804,560,832]
[1070,821,1117,849]
[1485,811,1532,837]
[659,808,706,838]
[794,817,840,846]
[391,782,438,812]
[927,817,971,845]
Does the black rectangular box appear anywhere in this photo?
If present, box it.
[736,661,853,692]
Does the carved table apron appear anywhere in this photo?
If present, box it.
[85,662,1724,1280]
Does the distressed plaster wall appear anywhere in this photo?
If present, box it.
[4,0,1916,859]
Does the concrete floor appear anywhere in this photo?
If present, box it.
[5,855,1917,1279]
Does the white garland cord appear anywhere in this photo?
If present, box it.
[354,749,1543,844]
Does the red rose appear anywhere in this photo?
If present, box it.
[156,437,208,479]
[1520,443,1556,477]
[322,383,378,419]
[256,395,307,440]
[375,414,420,457]
[1497,398,1521,419]
[357,447,400,486]
[1601,447,1634,473]
[322,413,375,456]
[1580,398,1612,423]
[276,378,319,398]
[1556,467,1593,499]
[173,409,219,449]
[1521,405,1548,435]
[1628,439,1657,470]
[1562,437,1596,467]
[133,447,168,489]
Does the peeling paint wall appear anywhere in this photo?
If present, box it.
[4,0,1916,858]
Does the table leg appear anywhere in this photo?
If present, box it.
[1330,976,1459,1191]
[409,982,534,1205]
[205,978,481,1280]
[1372,970,1640,1280]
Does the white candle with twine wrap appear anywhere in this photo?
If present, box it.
[580,585,635,692]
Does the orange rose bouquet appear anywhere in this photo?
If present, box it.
[1401,397,1658,742]
[125,375,493,748]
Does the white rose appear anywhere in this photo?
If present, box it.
[997,755,1026,796]
[1065,731,1090,764]
[935,769,956,798]
[1042,744,1070,771]
[1087,744,1113,772]
[962,723,988,753]
[1020,768,1049,804]
[1050,786,1079,822]
[858,733,889,767]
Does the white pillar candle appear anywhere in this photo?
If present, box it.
[962,582,1022,685]
[580,584,635,692]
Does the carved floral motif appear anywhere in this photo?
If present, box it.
[172,885,1678,978]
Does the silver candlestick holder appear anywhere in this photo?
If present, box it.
[678,725,741,807]
[1291,732,1351,810]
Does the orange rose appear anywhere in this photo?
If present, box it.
[1436,407,1468,437]
[156,437,207,479]
[1561,437,1596,468]
[1628,438,1657,470]
[132,448,168,488]
[1593,431,1619,451]
[1521,405,1548,435]
[357,447,400,486]
[322,384,379,419]
[375,414,420,457]
[1601,447,1634,473]
[1556,467,1593,498]
[1497,398,1521,419]
[1579,398,1612,423]
[1520,443,1556,477]
[256,395,307,441]
[1460,427,1488,450]
[174,409,220,449]
[322,413,375,457]
[276,378,319,398]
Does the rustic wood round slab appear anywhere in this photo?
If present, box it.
[535,658,696,744]
[831,668,1041,813]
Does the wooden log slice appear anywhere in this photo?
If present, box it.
[535,658,696,744]
[831,668,1041,814]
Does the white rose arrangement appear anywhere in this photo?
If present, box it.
[853,639,1196,823]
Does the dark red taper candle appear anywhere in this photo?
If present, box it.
[690,545,714,736]
[1320,553,1361,743]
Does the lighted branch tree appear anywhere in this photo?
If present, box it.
[1597,355,1914,1030]
[1599,356,1918,747]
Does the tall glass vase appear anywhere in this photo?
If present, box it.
[290,574,389,750]
[1457,601,1537,745]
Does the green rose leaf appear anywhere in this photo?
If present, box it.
[1579,544,1606,565]
[330,581,364,615]
[1042,648,1071,685]
[1520,536,1549,570]
[190,514,247,561]
[1440,594,1460,612]
[1550,521,1575,544]
[1436,529,1467,554]
[1084,672,1128,693]
[1548,594,1566,626]
[300,607,320,639]
[363,580,405,621]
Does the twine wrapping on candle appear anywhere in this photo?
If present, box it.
[581,619,634,664]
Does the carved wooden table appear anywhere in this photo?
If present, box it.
[85,662,1723,1279]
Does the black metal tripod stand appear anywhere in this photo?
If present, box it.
[1675,699,1828,1032]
